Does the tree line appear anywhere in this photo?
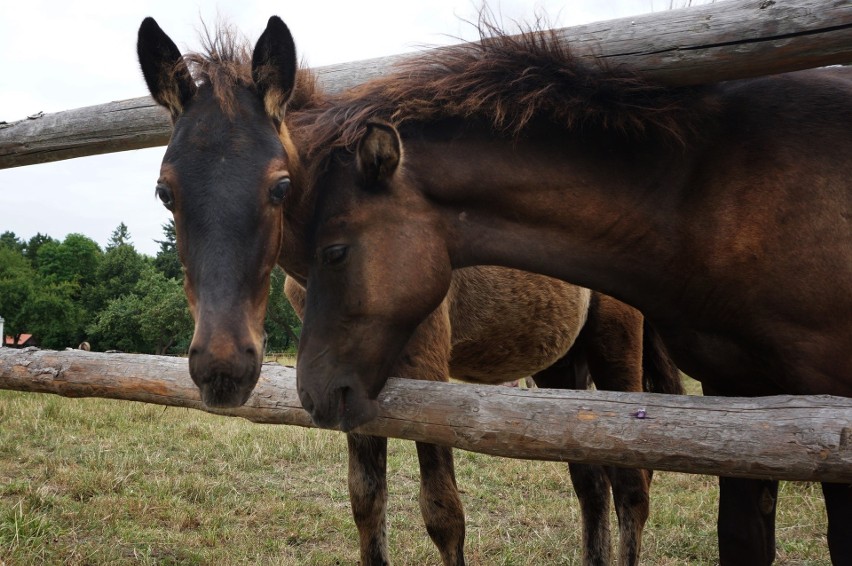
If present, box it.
[0,222,301,355]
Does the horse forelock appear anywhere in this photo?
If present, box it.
[177,20,322,121]
[178,21,253,119]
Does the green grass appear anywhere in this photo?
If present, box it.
[0,377,830,565]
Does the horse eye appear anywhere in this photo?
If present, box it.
[155,184,174,211]
[321,245,348,266]
[270,177,290,204]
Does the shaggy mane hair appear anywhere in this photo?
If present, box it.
[287,20,718,164]
[172,18,718,237]
[173,19,714,159]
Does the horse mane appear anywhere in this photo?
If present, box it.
[288,20,718,163]
[181,20,323,119]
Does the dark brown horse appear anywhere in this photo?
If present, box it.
[280,25,852,566]
[137,16,298,409]
[286,270,682,566]
[136,17,683,566]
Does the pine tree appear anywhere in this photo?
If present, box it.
[106,222,132,250]
[153,219,182,280]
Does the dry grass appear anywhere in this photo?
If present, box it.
[0,376,830,565]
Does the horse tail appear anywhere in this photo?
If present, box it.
[641,320,684,395]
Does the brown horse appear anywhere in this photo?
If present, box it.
[136,17,683,566]
[286,271,682,565]
[280,24,852,566]
[137,16,298,409]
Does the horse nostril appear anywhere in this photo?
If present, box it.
[189,346,200,357]
[246,346,256,357]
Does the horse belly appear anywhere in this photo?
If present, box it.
[446,266,591,384]
[657,320,852,397]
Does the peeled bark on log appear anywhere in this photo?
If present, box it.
[1,348,850,483]
[1,0,851,169]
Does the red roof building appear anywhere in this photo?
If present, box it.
[4,334,37,348]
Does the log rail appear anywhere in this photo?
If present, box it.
[2,348,850,483]
[1,0,852,169]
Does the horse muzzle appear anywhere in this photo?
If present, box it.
[188,344,263,408]
[297,376,379,432]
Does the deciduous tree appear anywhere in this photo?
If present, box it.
[0,246,34,342]
[88,266,191,354]
[36,233,102,290]
[0,231,25,254]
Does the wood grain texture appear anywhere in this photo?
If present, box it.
[2,347,850,482]
[1,0,851,169]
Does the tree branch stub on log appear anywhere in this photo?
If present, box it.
[1,348,850,483]
[2,0,852,169]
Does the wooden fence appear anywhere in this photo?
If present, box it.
[1,0,852,169]
[1,0,851,482]
[1,348,851,482]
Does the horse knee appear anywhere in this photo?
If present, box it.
[419,487,465,559]
[416,443,465,565]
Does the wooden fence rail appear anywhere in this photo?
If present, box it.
[2,348,850,483]
[1,0,852,169]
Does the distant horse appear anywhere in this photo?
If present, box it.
[136,16,682,566]
[279,22,852,566]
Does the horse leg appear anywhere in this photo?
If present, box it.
[822,482,852,564]
[700,383,777,565]
[568,462,614,566]
[603,467,651,566]
[347,433,391,566]
[583,293,652,566]
[400,301,466,565]
[716,477,778,565]
[416,442,466,565]
[288,280,391,563]
[534,352,613,566]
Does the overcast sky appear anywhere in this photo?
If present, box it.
[0,0,686,256]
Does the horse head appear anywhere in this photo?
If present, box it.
[286,121,452,430]
[137,16,297,407]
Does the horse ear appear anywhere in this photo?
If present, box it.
[252,16,297,122]
[137,17,196,121]
[357,122,402,189]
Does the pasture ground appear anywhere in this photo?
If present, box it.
[0,371,830,565]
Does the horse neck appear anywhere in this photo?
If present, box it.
[405,129,691,319]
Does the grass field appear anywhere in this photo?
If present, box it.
[0,372,830,565]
